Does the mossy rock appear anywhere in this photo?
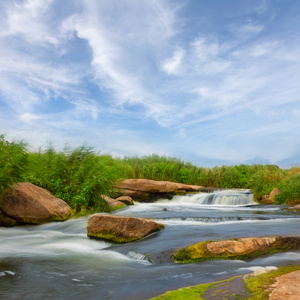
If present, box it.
[87,214,164,244]
[173,236,300,263]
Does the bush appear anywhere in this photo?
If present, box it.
[275,174,300,204]
[25,146,119,212]
[0,134,28,196]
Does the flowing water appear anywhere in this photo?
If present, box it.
[1,190,300,299]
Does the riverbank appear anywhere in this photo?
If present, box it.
[150,265,300,299]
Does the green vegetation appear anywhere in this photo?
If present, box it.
[275,173,300,204]
[244,265,300,299]
[24,146,121,212]
[150,265,300,300]
[0,134,28,196]
[0,133,299,214]
[149,277,243,300]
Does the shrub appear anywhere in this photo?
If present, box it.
[0,134,28,196]
[25,146,119,212]
[275,173,300,204]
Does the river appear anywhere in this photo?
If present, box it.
[1,190,300,299]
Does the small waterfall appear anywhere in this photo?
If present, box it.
[188,190,256,206]
[157,189,256,206]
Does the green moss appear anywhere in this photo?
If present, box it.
[150,276,244,300]
[244,265,300,299]
[88,224,164,244]
[151,265,300,300]
[173,237,300,263]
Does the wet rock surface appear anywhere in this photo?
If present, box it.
[87,214,164,243]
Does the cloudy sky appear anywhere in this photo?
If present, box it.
[0,0,300,167]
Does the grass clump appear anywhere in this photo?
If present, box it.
[275,173,300,204]
[25,146,119,213]
[0,134,28,196]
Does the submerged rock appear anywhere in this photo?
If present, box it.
[0,182,72,225]
[87,214,164,243]
[173,236,300,263]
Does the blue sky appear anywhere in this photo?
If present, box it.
[0,0,300,167]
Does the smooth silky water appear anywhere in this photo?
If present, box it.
[1,190,300,299]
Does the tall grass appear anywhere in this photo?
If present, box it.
[1,133,299,208]
[275,173,300,204]
[0,134,28,196]
[25,146,120,212]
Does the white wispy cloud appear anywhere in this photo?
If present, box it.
[162,48,185,75]
[0,0,299,166]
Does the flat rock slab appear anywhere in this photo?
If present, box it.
[116,179,202,201]
[87,214,164,243]
[117,179,201,193]
[173,236,300,263]
[269,270,300,299]
[1,182,72,225]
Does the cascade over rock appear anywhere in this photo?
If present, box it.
[116,179,202,201]
[87,214,164,243]
[0,182,72,225]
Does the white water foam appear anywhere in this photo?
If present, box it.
[155,190,256,206]
[154,217,300,226]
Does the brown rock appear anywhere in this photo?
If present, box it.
[0,214,17,227]
[1,182,71,224]
[115,196,133,205]
[290,204,300,210]
[117,179,179,193]
[269,270,300,299]
[265,188,281,204]
[116,179,201,200]
[174,236,300,263]
[207,237,276,254]
[87,214,164,243]
[101,195,124,209]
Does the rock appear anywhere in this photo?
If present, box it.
[87,214,164,243]
[116,179,201,201]
[0,214,17,227]
[290,204,300,210]
[115,196,133,205]
[101,195,125,209]
[269,270,300,299]
[173,236,300,263]
[0,182,72,225]
[265,188,281,204]
[206,237,276,254]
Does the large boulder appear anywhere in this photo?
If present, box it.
[87,214,164,243]
[173,236,300,263]
[0,182,72,225]
[116,179,201,201]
